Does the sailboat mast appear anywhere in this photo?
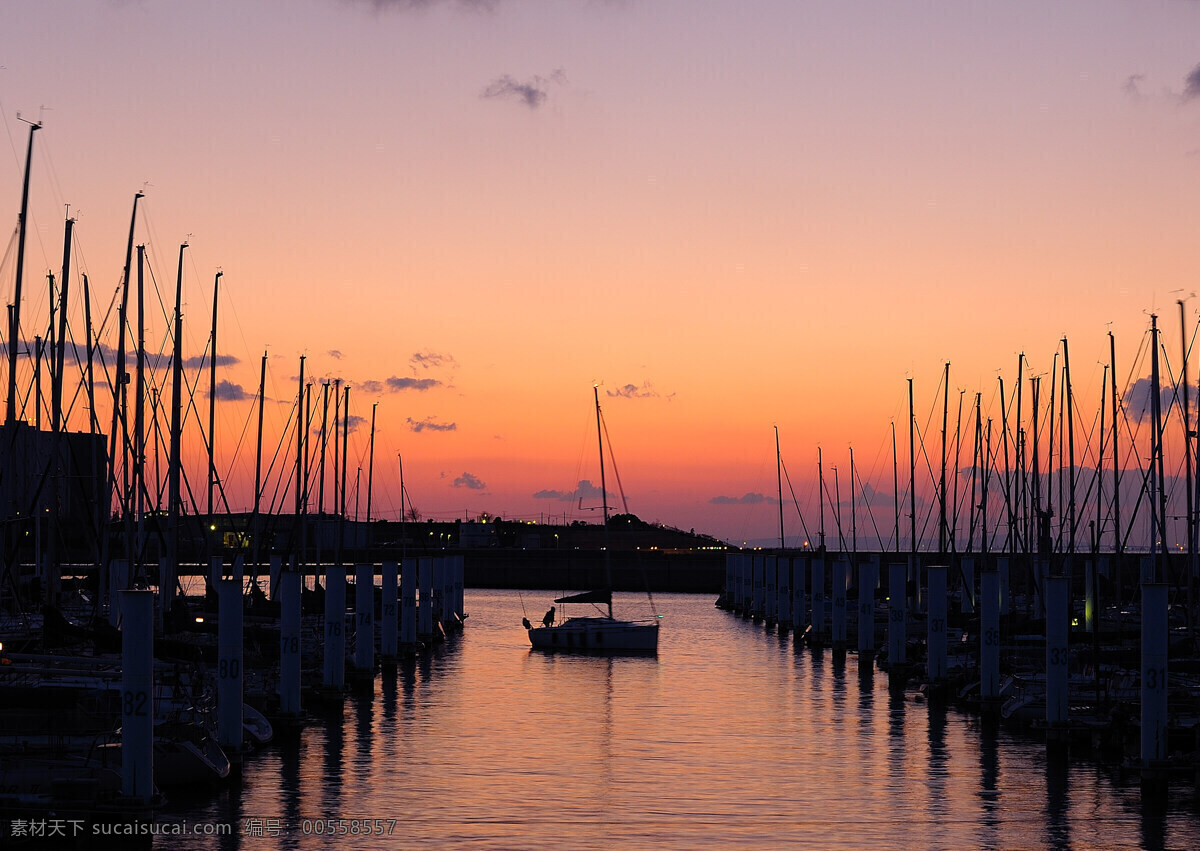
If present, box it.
[818,447,825,551]
[6,120,39,426]
[1064,336,1076,561]
[366,403,377,526]
[167,243,187,581]
[594,384,613,619]
[892,422,899,554]
[775,426,784,549]
[251,351,267,578]
[908,377,917,557]
[208,271,222,518]
[940,362,949,555]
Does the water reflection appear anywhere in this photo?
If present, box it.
[157,593,1200,850]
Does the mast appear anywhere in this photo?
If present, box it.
[318,382,329,515]
[207,271,222,518]
[1151,315,1168,580]
[1064,336,1076,563]
[951,390,964,554]
[908,377,917,557]
[891,421,899,553]
[1000,377,1014,553]
[366,402,377,527]
[818,446,825,551]
[6,120,39,426]
[1181,301,1195,630]
[134,246,146,575]
[167,242,187,583]
[341,384,350,518]
[594,384,613,619]
[46,213,74,604]
[850,447,857,557]
[251,351,267,579]
[775,426,784,549]
[940,362,949,555]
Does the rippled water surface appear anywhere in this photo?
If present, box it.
[163,591,1200,849]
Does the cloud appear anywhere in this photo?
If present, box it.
[453,472,487,490]
[533,479,608,501]
[481,69,566,110]
[411,350,456,370]
[607,382,660,400]
[386,376,442,391]
[407,416,456,433]
[709,492,776,506]
[1123,376,1190,421]
[1185,63,1200,102]
[1123,73,1145,101]
[356,379,384,394]
[328,349,343,360]
[181,353,241,370]
[344,413,367,433]
[208,379,253,401]
[342,0,498,11]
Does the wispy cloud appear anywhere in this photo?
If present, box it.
[606,381,665,400]
[1123,73,1145,101]
[208,379,253,401]
[341,0,499,12]
[481,69,566,110]
[709,492,776,506]
[387,376,442,391]
[453,471,487,490]
[1185,63,1200,102]
[407,416,456,433]
[411,350,457,370]
[328,349,344,360]
[344,413,367,433]
[533,479,608,502]
[356,379,384,394]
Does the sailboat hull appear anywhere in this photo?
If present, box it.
[528,617,659,654]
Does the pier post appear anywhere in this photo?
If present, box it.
[158,555,174,634]
[401,556,417,649]
[324,565,346,690]
[777,555,792,631]
[1141,582,1168,773]
[209,555,223,593]
[740,552,752,615]
[453,554,465,622]
[980,565,1000,710]
[269,555,282,600]
[1045,575,1069,738]
[998,556,1010,615]
[1084,559,1095,634]
[888,562,907,666]
[418,556,434,640]
[751,554,764,621]
[119,589,154,803]
[431,557,445,629]
[832,557,847,646]
[927,565,947,686]
[279,567,302,718]
[793,556,807,632]
[108,559,129,627]
[858,559,876,653]
[765,555,777,626]
[960,556,975,614]
[381,561,398,661]
[811,557,826,640]
[354,563,374,683]
[217,578,244,759]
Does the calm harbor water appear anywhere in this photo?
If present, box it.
[162,591,1200,849]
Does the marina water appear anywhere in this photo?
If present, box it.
[163,591,1200,849]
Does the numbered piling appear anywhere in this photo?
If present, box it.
[324,565,346,690]
[119,589,154,803]
[217,578,244,758]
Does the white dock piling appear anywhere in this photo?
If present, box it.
[888,563,907,665]
[792,556,807,631]
[354,564,374,678]
[453,554,465,621]
[751,554,764,619]
[269,555,282,600]
[1141,582,1168,769]
[858,560,876,653]
[401,556,417,648]
[980,566,1000,704]
[108,559,129,627]
[279,568,301,717]
[119,589,154,803]
[741,553,753,615]
[926,565,947,684]
[998,556,1010,615]
[1044,575,1069,730]
[381,561,399,660]
[324,565,346,690]
[832,558,847,646]
[217,578,244,757]
[158,556,174,634]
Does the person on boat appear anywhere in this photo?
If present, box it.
[542,606,555,628]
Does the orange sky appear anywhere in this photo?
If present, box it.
[3,1,1200,545]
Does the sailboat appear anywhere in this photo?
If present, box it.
[526,386,660,654]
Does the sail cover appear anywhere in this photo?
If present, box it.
[554,589,612,605]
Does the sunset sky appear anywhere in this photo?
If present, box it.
[3,0,1200,547]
